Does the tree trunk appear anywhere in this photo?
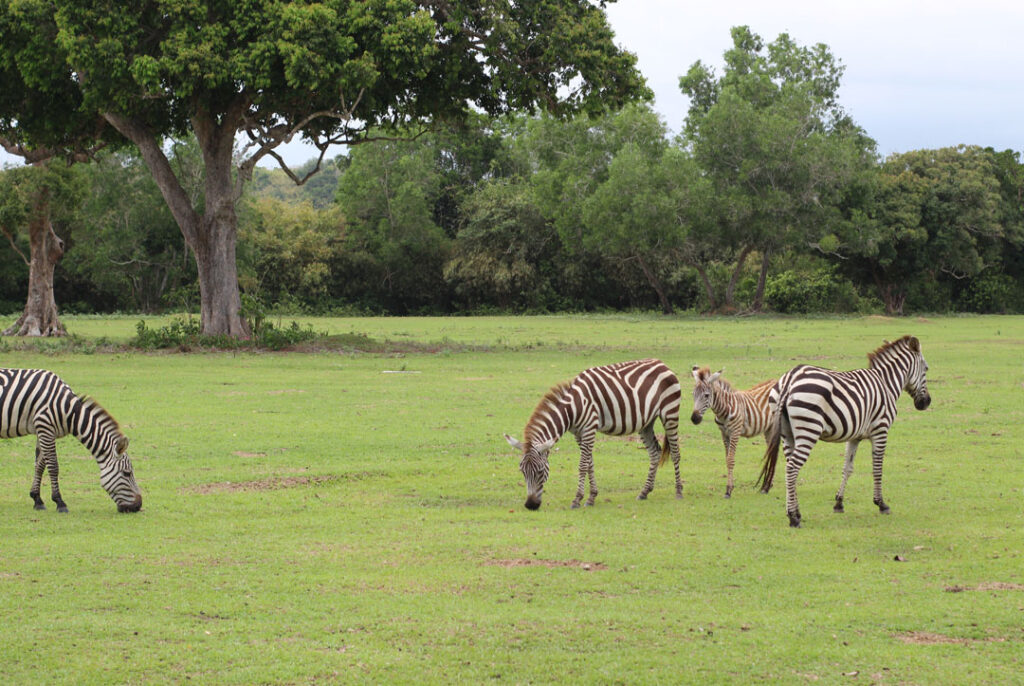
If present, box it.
[692,261,718,311]
[635,255,673,315]
[880,284,906,316]
[751,248,772,312]
[3,187,66,337]
[724,244,753,309]
[104,108,250,337]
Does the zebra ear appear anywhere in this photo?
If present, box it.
[504,433,524,452]
[908,336,920,352]
[691,365,701,381]
[116,435,130,454]
[711,368,723,382]
[537,436,557,452]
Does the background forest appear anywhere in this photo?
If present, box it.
[2,28,1022,319]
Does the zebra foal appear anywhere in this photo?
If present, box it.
[756,336,931,528]
[504,359,683,510]
[1,368,142,513]
[690,366,776,498]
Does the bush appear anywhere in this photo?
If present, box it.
[131,317,320,351]
[766,267,863,314]
[958,271,1022,313]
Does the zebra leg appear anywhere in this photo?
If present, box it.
[40,434,68,513]
[834,439,860,513]
[667,419,683,499]
[637,425,661,500]
[870,433,890,514]
[722,422,739,499]
[784,430,811,528]
[30,444,47,510]
[572,431,595,509]
[585,463,599,507]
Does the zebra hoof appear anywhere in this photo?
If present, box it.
[675,492,683,500]
[33,502,46,511]
[874,499,890,514]
[788,511,801,528]
[570,502,581,510]
[834,498,844,513]
[57,506,69,514]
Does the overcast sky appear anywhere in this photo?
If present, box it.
[3,0,1021,169]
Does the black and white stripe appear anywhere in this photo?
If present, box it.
[504,359,683,510]
[757,336,931,527]
[1,368,142,513]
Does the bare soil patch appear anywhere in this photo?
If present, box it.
[944,582,1024,592]
[185,475,336,494]
[895,631,1009,645]
[485,558,607,571]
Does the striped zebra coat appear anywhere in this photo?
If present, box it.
[690,366,776,498]
[756,336,930,528]
[504,359,683,510]
[1,368,142,513]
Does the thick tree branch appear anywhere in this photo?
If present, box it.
[102,111,201,244]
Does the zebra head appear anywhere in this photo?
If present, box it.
[504,433,554,510]
[690,366,722,425]
[903,336,931,411]
[102,434,143,513]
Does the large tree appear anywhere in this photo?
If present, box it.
[828,146,1005,314]
[1,0,116,335]
[679,26,875,311]
[0,163,83,335]
[3,0,646,336]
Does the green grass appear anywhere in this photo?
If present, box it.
[0,314,1022,684]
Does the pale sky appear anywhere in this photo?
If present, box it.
[3,1,1021,169]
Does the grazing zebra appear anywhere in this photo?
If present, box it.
[504,359,683,510]
[1,368,142,513]
[690,366,777,498]
[756,336,930,528]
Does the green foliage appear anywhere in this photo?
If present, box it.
[765,266,864,314]
[131,316,319,351]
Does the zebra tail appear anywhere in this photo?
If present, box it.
[756,409,782,492]
[658,434,671,466]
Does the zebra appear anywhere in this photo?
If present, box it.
[1,368,142,513]
[690,366,777,498]
[503,359,683,510]
[756,336,930,528]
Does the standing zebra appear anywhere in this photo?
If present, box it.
[756,336,930,528]
[1,368,142,513]
[690,366,777,498]
[504,359,683,510]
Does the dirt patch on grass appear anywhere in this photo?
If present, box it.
[185,475,336,494]
[945,582,1024,592]
[486,558,607,571]
[895,631,1009,645]
[232,451,267,458]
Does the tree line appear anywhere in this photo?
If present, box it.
[3,22,1022,324]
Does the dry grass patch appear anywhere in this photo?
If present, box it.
[485,558,607,571]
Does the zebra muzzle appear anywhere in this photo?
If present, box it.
[690,412,703,425]
[118,493,143,513]
[914,394,931,411]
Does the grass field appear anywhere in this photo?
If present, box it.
[0,314,1022,684]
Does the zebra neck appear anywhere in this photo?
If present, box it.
[72,403,118,464]
[711,382,735,417]
[869,353,910,398]
[525,390,577,447]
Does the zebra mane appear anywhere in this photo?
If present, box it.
[524,381,570,446]
[867,335,919,367]
[78,395,123,435]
